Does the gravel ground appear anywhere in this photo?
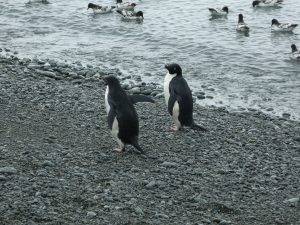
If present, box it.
[0,52,299,225]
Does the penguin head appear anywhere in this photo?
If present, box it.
[272,19,279,26]
[252,1,260,7]
[238,14,244,23]
[291,44,298,53]
[103,76,120,87]
[136,11,143,19]
[87,3,98,10]
[222,6,229,13]
[165,63,182,76]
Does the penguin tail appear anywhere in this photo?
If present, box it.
[191,122,208,132]
[131,138,145,154]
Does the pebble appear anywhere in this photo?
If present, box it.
[35,69,58,79]
[282,113,291,118]
[134,206,144,215]
[145,180,157,189]
[131,87,141,94]
[155,213,169,219]
[43,62,51,68]
[0,167,17,174]
[283,197,299,206]
[87,211,97,217]
[197,95,205,100]
[161,161,178,168]
[266,108,274,112]
[41,160,55,167]
[27,63,41,69]
[0,175,7,181]
[220,220,232,225]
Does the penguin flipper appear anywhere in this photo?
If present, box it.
[131,136,144,154]
[168,86,179,115]
[107,107,116,130]
[129,95,155,104]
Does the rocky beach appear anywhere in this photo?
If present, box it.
[0,51,299,225]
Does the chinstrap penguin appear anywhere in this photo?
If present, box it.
[116,0,137,11]
[208,6,229,16]
[164,63,207,131]
[290,44,300,60]
[104,76,154,153]
[236,14,250,32]
[87,3,116,14]
[271,19,298,32]
[252,0,283,7]
[116,10,143,21]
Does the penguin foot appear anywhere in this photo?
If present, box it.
[170,124,179,131]
[113,147,125,152]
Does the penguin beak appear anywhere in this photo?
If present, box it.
[164,64,169,70]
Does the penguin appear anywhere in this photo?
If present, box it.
[208,6,229,16]
[236,14,250,32]
[116,10,144,21]
[87,3,116,14]
[271,19,298,32]
[164,63,207,131]
[103,76,154,153]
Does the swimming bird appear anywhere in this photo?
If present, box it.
[252,0,283,7]
[290,44,300,60]
[271,19,298,32]
[164,63,207,131]
[104,76,154,153]
[27,0,49,3]
[208,6,229,16]
[236,14,250,32]
[87,3,116,14]
[116,0,137,10]
[116,10,144,21]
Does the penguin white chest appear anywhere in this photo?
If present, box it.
[105,86,110,114]
[164,72,175,105]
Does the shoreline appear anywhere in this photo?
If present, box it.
[0,48,298,122]
[0,51,299,224]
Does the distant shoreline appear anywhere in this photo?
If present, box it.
[0,48,297,122]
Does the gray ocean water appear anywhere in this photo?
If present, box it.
[0,0,300,119]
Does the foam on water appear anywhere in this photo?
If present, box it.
[0,0,300,119]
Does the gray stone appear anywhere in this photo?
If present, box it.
[282,113,291,118]
[42,160,55,167]
[131,87,141,94]
[27,63,41,69]
[0,175,7,181]
[220,220,232,225]
[161,161,178,168]
[197,95,205,100]
[284,197,299,206]
[35,69,58,79]
[145,180,157,189]
[134,206,144,215]
[87,211,97,217]
[0,167,17,174]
